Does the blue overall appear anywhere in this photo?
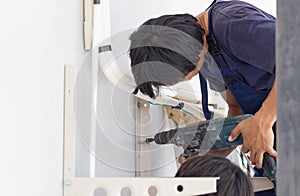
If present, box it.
[200,0,272,119]
[199,1,276,195]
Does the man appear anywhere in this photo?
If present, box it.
[129,0,276,190]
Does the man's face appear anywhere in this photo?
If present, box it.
[184,37,208,81]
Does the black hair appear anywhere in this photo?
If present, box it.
[129,14,205,98]
[175,155,254,196]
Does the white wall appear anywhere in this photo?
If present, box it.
[0,0,85,195]
[110,0,276,35]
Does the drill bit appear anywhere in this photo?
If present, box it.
[137,138,154,144]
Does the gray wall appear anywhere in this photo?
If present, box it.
[277,0,300,194]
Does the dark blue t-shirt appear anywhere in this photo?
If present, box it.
[201,0,275,92]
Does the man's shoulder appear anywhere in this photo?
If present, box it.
[211,1,274,24]
[209,1,276,76]
[210,0,275,48]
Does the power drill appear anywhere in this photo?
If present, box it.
[144,114,276,181]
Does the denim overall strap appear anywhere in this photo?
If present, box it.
[199,0,225,120]
[199,73,213,120]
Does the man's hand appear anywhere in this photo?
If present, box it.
[226,79,277,168]
[228,112,277,168]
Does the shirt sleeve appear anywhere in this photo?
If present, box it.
[226,8,275,74]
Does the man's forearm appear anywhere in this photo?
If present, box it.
[255,79,277,127]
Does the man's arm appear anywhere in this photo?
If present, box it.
[229,79,277,168]
[222,89,244,117]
